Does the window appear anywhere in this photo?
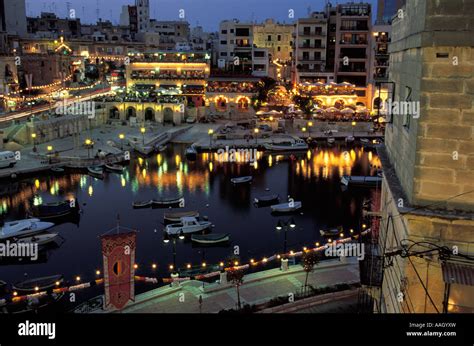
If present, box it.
[221,29,227,34]
[220,52,227,56]
[230,29,234,33]
[235,28,250,36]
[277,46,281,52]
[277,35,281,41]
[254,51,265,58]
[267,35,272,41]
[220,40,227,44]
[303,27,311,35]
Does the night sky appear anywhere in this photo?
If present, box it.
[25,0,379,31]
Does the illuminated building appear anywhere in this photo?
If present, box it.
[253,19,293,63]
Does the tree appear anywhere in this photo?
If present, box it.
[226,268,245,310]
[301,251,320,294]
[293,95,314,116]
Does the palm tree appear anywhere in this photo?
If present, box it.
[301,251,320,295]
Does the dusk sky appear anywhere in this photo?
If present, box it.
[25,0,379,31]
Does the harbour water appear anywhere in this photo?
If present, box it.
[0,144,381,308]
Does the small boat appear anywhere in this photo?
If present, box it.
[164,210,199,223]
[320,227,343,237]
[360,138,370,144]
[327,137,336,145]
[156,144,167,152]
[165,217,212,235]
[50,167,65,174]
[254,194,280,205]
[0,219,55,240]
[132,200,152,209]
[191,233,230,245]
[105,163,125,173]
[231,176,253,184]
[271,201,302,213]
[185,146,198,160]
[13,274,63,293]
[152,197,185,208]
[345,135,355,143]
[87,166,104,179]
[14,233,61,247]
[30,199,79,219]
[341,175,383,187]
[263,139,308,152]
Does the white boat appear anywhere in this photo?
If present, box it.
[164,210,199,223]
[231,176,253,184]
[263,139,308,152]
[165,217,212,235]
[345,135,355,143]
[360,138,370,144]
[191,233,230,245]
[270,201,302,213]
[327,137,336,145]
[14,233,60,246]
[0,219,55,240]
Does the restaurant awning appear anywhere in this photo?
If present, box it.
[442,262,474,286]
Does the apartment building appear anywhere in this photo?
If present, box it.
[0,0,27,37]
[253,19,293,63]
[293,12,331,84]
[218,20,269,77]
[136,0,150,33]
[332,3,372,106]
[27,12,82,39]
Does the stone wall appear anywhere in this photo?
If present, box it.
[387,0,474,210]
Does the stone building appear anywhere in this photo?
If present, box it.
[253,19,293,63]
[372,0,474,313]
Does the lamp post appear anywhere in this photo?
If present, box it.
[351,121,356,136]
[208,129,214,149]
[301,126,307,139]
[47,145,53,164]
[276,218,296,257]
[85,139,92,159]
[31,133,37,152]
[254,128,259,146]
[119,133,125,150]
[140,127,146,145]
[163,231,184,273]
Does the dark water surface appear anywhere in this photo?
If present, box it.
[0,144,380,307]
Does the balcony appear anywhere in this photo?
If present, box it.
[338,67,366,73]
[298,31,326,37]
[340,26,369,31]
[299,43,326,49]
[340,40,368,45]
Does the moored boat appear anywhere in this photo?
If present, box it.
[13,274,63,293]
[341,175,382,187]
[0,219,55,240]
[263,139,308,152]
[87,166,104,179]
[191,233,230,245]
[152,197,185,208]
[254,194,280,206]
[345,135,355,143]
[105,163,125,173]
[185,146,198,160]
[231,176,253,184]
[164,210,199,223]
[270,201,302,213]
[30,198,79,219]
[132,200,153,209]
[14,233,61,247]
[327,137,336,145]
[319,227,343,237]
[165,217,212,235]
[50,167,65,174]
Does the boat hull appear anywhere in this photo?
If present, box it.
[270,201,302,213]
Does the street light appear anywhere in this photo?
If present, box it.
[163,232,183,273]
[208,129,214,149]
[276,218,296,256]
[351,121,356,136]
[140,127,146,145]
[85,139,92,158]
[254,128,259,146]
[119,133,125,150]
[31,133,37,152]
[302,127,307,139]
[47,145,53,164]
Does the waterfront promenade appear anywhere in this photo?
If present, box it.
[119,258,360,313]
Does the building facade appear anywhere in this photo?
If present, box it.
[372,0,474,313]
[253,19,293,63]
[0,0,27,37]
[27,12,82,39]
[136,0,150,33]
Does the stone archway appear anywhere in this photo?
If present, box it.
[237,97,249,111]
[163,107,174,123]
[126,106,136,120]
[216,96,227,111]
[109,106,120,120]
[145,107,155,121]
